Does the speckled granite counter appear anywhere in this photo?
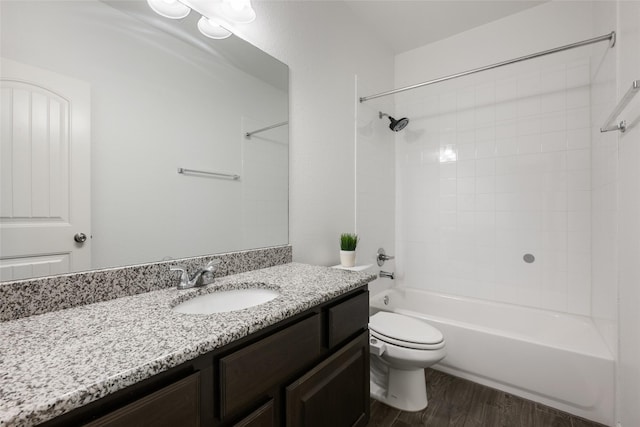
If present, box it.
[0,263,376,427]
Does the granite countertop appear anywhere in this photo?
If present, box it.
[0,263,376,427]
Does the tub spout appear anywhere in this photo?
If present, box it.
[380,270,395,280]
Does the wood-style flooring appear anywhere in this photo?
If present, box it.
[367,369,608,427]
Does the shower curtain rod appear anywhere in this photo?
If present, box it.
[359,31,616,103]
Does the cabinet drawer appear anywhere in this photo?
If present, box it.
[220,314,322,418]
[233,400,274,427]
[286,331,369,427]
[84,372,200,427]
[327,291,369,348]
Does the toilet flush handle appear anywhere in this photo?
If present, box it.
[370,337,386,356]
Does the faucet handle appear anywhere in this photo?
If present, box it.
[200,260,223,285]
[204,259,222,272]
[376,248,395,266]
[170,265,189,283]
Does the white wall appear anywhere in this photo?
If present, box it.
[393,1,602,315]
[235,2,395,267]
[356,84,396,294]
[616,1,640,426]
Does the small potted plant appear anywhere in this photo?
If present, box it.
[340,233,359,268]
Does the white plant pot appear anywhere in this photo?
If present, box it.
[340,250,356,268]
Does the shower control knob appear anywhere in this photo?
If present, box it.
[74,233,87,243]
[376,248,395,266]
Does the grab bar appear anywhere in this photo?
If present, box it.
[601,80,640,133]
[177,168,240,180]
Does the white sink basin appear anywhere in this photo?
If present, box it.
[173,288,280,315]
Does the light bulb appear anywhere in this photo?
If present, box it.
[147,0,190,19]
[197,16,232,39]
[218,0,256,24]
[230,0,249,12]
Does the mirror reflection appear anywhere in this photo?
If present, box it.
[0,0,289,282]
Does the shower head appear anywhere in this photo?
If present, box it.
[379,111,409,132]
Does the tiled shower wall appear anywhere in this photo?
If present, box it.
[396,56,592,314]
[394,2,601,315]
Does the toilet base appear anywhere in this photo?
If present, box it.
[370,365,428,412]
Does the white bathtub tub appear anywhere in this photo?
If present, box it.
[370,288,614,426]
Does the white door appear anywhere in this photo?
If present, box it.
[0,58,91,281]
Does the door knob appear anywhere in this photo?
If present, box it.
[74,233,87,243]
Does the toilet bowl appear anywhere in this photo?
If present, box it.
[369,311,446,412]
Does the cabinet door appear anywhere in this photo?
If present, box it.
[84,372,200,427]
[285,331,369,427]
[233,400,274,427]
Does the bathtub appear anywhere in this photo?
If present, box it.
[370,288,614,426]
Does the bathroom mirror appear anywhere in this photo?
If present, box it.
[0,0,289,281]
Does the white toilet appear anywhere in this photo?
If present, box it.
[369,311,446,411]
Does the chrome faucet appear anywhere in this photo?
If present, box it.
[379,270,395,280]
[170,260,222,290]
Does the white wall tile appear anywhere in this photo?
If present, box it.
[495,78,517,102]
[568,190,591,212]
[393,2,595,318]
[439,162,457,179]
[517,134,541,154]
[440,195,457,212]
[476,175,496,194]
[567,169,590,191]
[518,116,542,136]
[567,251,591,315]
[475,158,495,176]
[517,97,541,117]
[540,131,567,152]
[495,157,519,175]
[567,149,590,170]
[495,100,518,121]
[540,66,566,93]
[540,92,566,114]
[495,138,517,157]
[457,159,476,178]
[566,107,590,130]
[457,88,475,109]
[457,177,476,194]
[541,112,566,133]
[458,194,475,212]
[475,194,495,211]
[566,87,590,109]
[542,191,567,211]
[477,140,496,158]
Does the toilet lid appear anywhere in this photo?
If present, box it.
[369,312,443,345]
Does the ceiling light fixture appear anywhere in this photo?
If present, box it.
[197,16,232,40]
[217,0,256,24]
[146,0,256,40]
[147,0,190,19]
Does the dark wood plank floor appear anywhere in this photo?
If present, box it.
[367,369,609,427]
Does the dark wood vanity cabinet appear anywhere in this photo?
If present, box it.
[83,373,202,427]
[286,331,369,427]
[41,286,369,427]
